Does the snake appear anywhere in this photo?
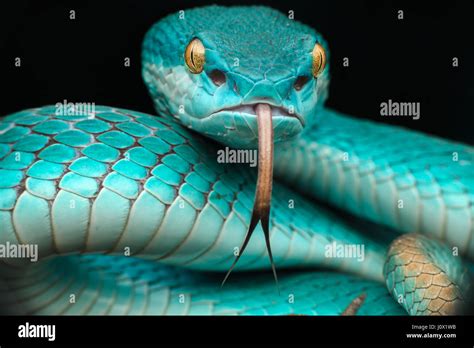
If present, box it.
[0,5,473,316]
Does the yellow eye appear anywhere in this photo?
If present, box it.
[312,43,326,78]
[185,38,205,74]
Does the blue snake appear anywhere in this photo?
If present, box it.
[0,5,472,315]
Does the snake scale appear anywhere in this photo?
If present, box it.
[0,6,473,316]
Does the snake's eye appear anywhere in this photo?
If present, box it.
[312,43,326,78]
[185,38,205,74]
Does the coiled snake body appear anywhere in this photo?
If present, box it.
[0,6,472,315]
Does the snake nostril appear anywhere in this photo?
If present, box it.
[209,69,226,87]
[294,76,310,91]
[233,81,239,94]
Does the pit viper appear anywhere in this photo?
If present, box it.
[0,5,472,316]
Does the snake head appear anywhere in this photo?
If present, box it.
[142,5,330,149]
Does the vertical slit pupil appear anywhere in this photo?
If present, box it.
[190,49,195,67]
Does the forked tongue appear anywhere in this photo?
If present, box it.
[221,104,279,290]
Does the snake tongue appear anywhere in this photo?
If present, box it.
[221,103,279,290]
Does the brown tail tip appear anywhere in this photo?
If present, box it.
[341,293,367,316]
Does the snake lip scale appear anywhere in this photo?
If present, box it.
[210,103,303,125]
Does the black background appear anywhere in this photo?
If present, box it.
[0,0,473,144]
[0,315,473,345]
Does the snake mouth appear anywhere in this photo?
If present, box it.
[212,103,304,126]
